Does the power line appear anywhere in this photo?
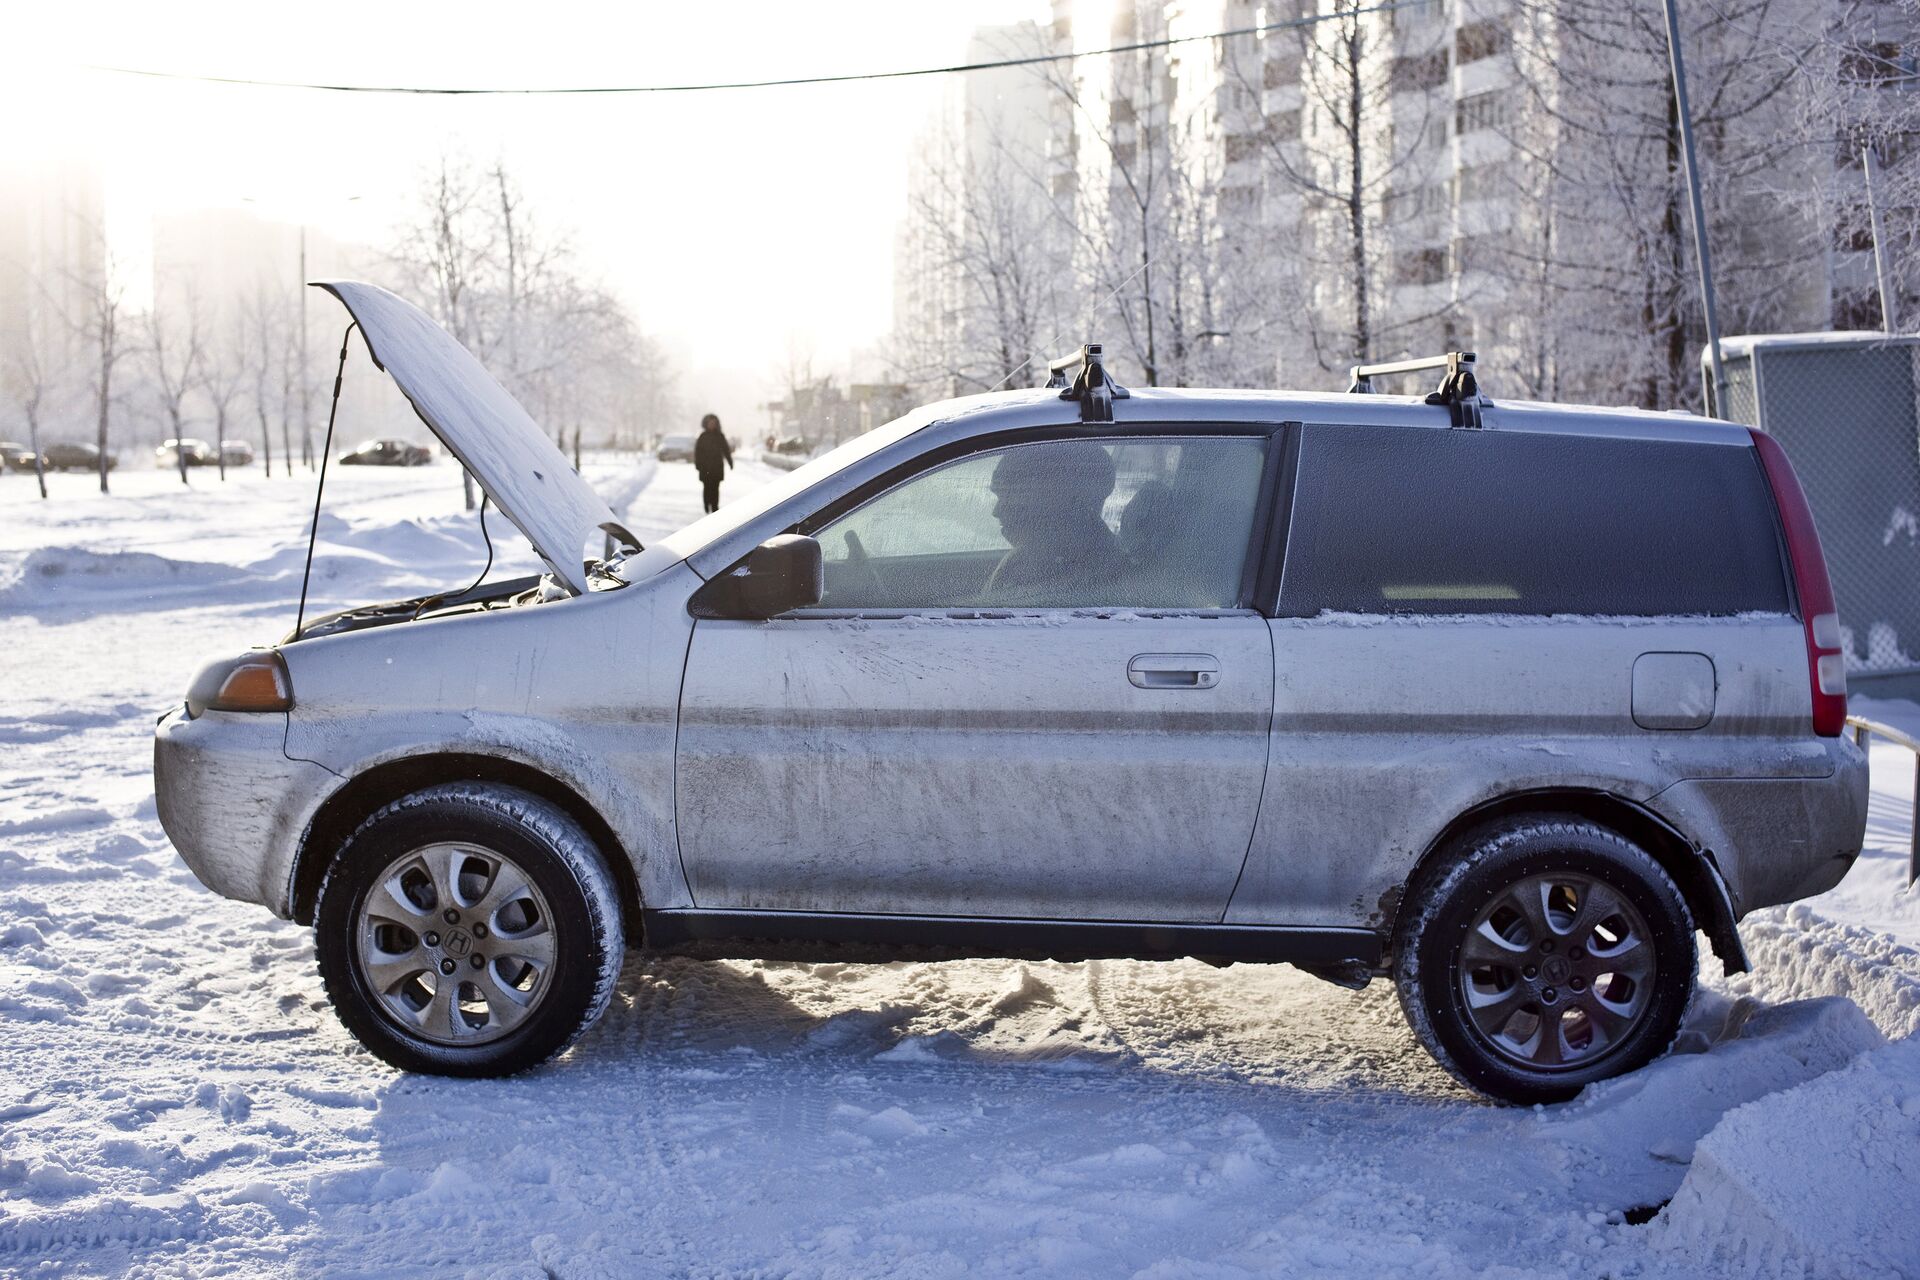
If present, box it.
[85,1,1414,97]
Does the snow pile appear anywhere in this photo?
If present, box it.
[1653,1033,1920,1279]
[0,546,249,609]
[1727,904,1920,1040]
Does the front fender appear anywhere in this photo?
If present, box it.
[280,562,703,916]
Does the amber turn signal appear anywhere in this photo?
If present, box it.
[187,651,293,715]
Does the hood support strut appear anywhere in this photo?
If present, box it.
[293,322,358,642]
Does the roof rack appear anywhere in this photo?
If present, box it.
[1347,350,1487,429]
[1046,343,1131,423]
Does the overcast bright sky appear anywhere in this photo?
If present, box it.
[7,0,1058,430]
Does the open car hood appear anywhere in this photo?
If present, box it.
[313,281,633,596]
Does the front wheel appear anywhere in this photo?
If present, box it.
[1393,817,1695,1104]
[314,783,623,1076]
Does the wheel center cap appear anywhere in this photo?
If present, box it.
[1541,955,1571,984]
[443,928,472,958]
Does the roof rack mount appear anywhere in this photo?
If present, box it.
[1046,343,1130,424]
[1347,350,1486,429]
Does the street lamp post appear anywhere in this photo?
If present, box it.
[1660,0,1728,416]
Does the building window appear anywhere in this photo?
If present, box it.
[1263,53,1303,88]
[1455,90,1510,135]
[1225,131,1263,164]
[1385,183,1444,221]
[1456,19,1510,65]
[1395,247,1448,286]
[1391,49,1449,94]
[1449,233,1505,274]
[1451,161,1507,205]
[1220,184,1260,214]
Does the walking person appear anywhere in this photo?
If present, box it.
[694,412,734,514]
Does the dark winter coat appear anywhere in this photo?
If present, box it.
[695,430,734,480]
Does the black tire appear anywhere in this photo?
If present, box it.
[1393,816,1695,1105]
[314,783,623,1076]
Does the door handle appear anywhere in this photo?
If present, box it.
[1128,653,1219,689]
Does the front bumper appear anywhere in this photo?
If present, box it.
[153,706,339,917]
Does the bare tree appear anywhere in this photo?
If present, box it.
[204,312,252,482]
[1217,3,1457,379]
[62,226,129,495]
[147,291,207,486]
[389,150,678,482]
[893,113,1068,397]
[240,285,290,477]
[1501,0,1818,408]
[1767,0,1920,329]
[1,318,54,499]
[1034,22,1193,387]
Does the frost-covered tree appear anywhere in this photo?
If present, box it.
[1499,0,1824,408]
[893,115,1069,396]
[203,311,253,482]
[64,229,129,495]
[389,151,678,482]
[240,284,295,478]
[1,313,56,499]
[146,290,206,486]
[1769,0,1920,330]
[1223,0,1455,378]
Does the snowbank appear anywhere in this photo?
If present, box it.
[1653,1033,1920,1279]
[1725,904,1920,1041]
[0,546,250,609]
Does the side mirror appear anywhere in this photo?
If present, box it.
[732,534,823,619]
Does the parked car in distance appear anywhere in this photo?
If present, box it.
[338,438,432,466]
[155,283,1869,1104]
[42,441,115,471]
[157,438,218,469]
[220,439,256,467]
[656,433,696,462]
[0,441,38,472]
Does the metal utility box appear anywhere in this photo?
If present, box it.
[1710,333,1920,696]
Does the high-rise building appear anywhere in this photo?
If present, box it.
[904,0,1887,405]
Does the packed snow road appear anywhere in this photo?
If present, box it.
[1,456,1916,1277]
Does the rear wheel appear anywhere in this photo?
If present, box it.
[1394,817,1695,1104]
[314,783,623,1076]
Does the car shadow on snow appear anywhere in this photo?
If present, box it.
[296,956,1886,1275]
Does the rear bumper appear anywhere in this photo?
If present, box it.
[1648,736,1871,916]
[153,706,338,917]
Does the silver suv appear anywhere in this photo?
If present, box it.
[154,284,1868,1103]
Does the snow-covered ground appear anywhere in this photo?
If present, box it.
[1,456,1916,1277]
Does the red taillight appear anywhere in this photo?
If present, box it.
[1751,429,1846,736]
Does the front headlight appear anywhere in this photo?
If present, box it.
[185,651,293,717]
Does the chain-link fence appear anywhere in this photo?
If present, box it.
[1714,334,1920,679]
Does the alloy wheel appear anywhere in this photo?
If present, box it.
[354,842,557,1046]
[1457,872,1655,1071]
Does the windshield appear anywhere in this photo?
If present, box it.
[619,405,939,582]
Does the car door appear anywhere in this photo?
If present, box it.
[674,430,1279,922]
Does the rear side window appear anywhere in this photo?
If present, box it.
[1277,424,1791,616]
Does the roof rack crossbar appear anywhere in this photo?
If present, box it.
[1347,350,1486,428]
[1045,343,1130,423]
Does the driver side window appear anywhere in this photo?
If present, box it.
[812,436,1267,611]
